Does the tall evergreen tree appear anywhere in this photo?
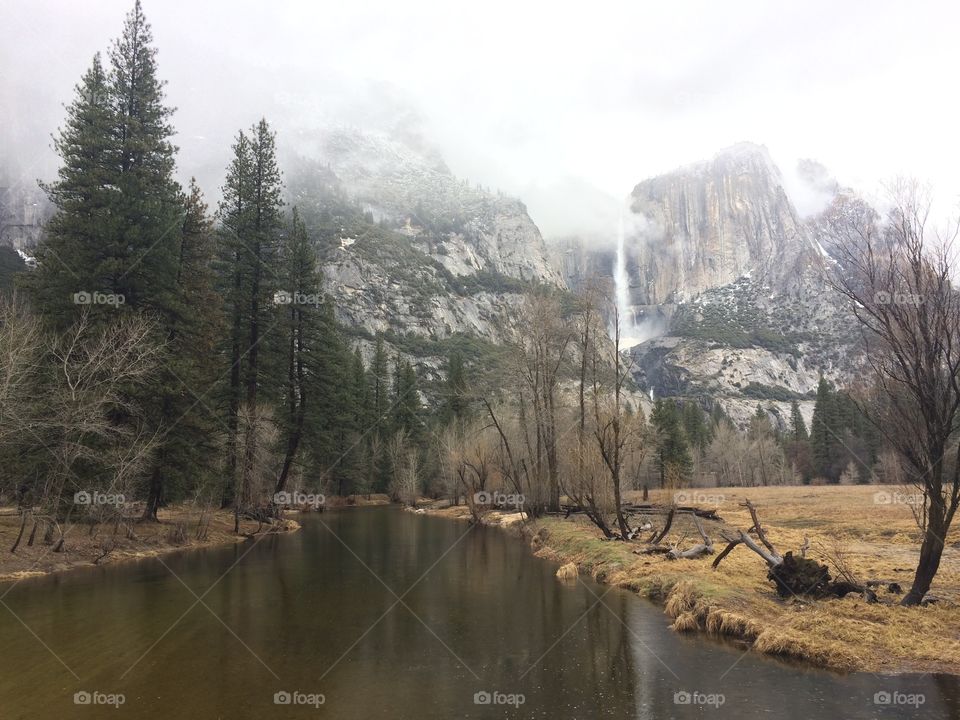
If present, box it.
[106,0,182,315]
[369,334,389,430]
[810,376,841,481]
[217,119,283,508]
[143,180,222,518]
[681,400,712,455]
[651,399,692,486]
[30,3,203,518]
[391,354,423,440]
[790,400,809,442]
[29,53,115,326]
[442,350,468,426]
[275,207,320,496]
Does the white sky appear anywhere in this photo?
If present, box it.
[3,0,959,236]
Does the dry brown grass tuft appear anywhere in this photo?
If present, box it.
[672,611,700,632]
[705,609,764,640]
[664,580,698,618]
[754,627,860,670]
[556,562,578,582]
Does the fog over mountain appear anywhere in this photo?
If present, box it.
[3,0,960,237]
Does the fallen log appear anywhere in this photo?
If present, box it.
[667,514,714,560]
[713,499,877,602]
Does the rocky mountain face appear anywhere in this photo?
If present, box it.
[0,181,48,253]
[286,128,566,377]
[627,142,817,305]
[554,143,861,429]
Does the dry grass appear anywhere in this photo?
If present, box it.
[428,485,960,675]
[556,562,578,581]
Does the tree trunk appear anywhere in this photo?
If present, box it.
[143,450,165,521]
[10,511,29,553]
[222,266,243,509]
[901,499,948,606]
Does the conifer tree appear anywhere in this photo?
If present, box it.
[681,400,712,455]
[217,119,283,508]
[143,180,222,518]
[275,207,320,495]
[790,400,808,442]
[106,0,182,316]
[391,355,423,441]
[369,334,390,432]
[651,399,692,487]
[810,376,840,481]
[442,350,468,426]
[30,53,115,326]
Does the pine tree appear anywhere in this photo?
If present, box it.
[143,180,222,518]
[29,53,115,326]
[106,0,182,315]
[391,355,423,441]
[217,130,252,507]
[681,400,712,455]
[369,334,389,432]
[275,207,321,496]
[790,400,808,442]
[217,119,284,508]
[442,350,468,426]
[810,376,840,481]
[30,3,200,518]
[651,399,692,486]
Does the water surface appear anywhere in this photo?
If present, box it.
[0,507,955,718]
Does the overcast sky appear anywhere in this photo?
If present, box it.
[3,0,959,236]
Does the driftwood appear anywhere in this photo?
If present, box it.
[632,509,714,559]
[562,503,721,521]
[713,500,877,601]
[667,514,714,559]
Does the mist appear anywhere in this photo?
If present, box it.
[3,0,960,238]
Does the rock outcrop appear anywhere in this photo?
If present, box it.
[627,142,816,305]
[285,128,566,377]
[555,143,862,428]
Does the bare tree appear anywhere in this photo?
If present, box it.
[827,180,960,605]
[508,292,572,513]
[590,306,646,538]
[387,430,419,506]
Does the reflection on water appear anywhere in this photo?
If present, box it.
[0,506,956,719]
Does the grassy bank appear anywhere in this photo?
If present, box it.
[0,505,301,583]
[425,485,960,675]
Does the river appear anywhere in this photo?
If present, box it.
[0,506,955,718]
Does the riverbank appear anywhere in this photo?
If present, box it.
[0,506,301,583]
[422,485,960,675]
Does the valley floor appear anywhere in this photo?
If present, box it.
[424,485,960,675]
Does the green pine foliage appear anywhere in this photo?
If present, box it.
[651,399,693,486]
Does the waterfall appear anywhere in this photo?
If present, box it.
[613,212,636,346]
[611,211,665,349]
